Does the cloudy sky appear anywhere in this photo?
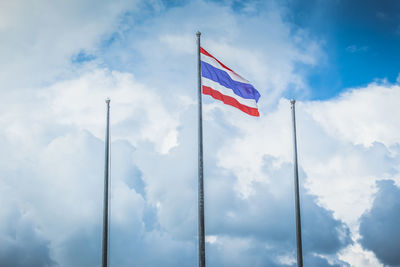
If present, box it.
[1,0,400,266]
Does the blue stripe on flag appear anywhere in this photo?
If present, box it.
[201,61,261,102]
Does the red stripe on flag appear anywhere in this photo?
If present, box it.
[200,47,234,73]
[202,86,260,117]
[200,47,247,82]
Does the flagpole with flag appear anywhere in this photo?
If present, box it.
[196,31,206,267]
[291,99,303,267]
[196,33,261,266]
[102,98,111,267]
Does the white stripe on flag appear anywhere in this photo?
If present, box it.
[200,53,249,84]
[201,77,258,108]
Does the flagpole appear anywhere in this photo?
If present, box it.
[196,31,206,267]
[291,99,303,267]
[102,98,111,267]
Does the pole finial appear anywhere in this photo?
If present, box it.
[290,99,296,104]
[196,31,201,37]
[105,98,111,104]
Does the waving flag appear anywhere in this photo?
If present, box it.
[200,47,261,116]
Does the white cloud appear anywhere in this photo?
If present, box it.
[104,0,322,107]
[216,83,400,224]
[0,0,140,89]
[0,69,180,155]
[1,0,399,266]
[213,84,400,266]
[346,45,368,53]
[306,83,400,147]
[339,243,383,267]
[44,69,180,153]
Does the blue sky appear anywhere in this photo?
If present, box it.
[285,0,400,99]
[0,0,400,266]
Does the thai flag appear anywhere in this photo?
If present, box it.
[200,47,261,117]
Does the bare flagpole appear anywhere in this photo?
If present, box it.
[196,31,206,267]
[102,98,111,267]
[291,99,303,267]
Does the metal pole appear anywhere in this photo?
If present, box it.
[102,98,111,267]
[196,31,206,267]
[291,99,303,267]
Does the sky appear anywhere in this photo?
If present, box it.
[0,0,400,266]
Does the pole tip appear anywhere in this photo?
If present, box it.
[105,97,111,104]
[196,31,201,37]
[290,99,296,104]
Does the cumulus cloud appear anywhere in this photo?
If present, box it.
[1,0,399,266]
[205,159,351,266]
[0,209,55,267]
[302,84,400,226]
[306,83,400,147]
[99,0,322,106]
[213,84,400,265]
[0,0,141,89]
[0,96,354,266]
[131,108,351,266]
[44,69,180,153]
[359,180,400,266]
